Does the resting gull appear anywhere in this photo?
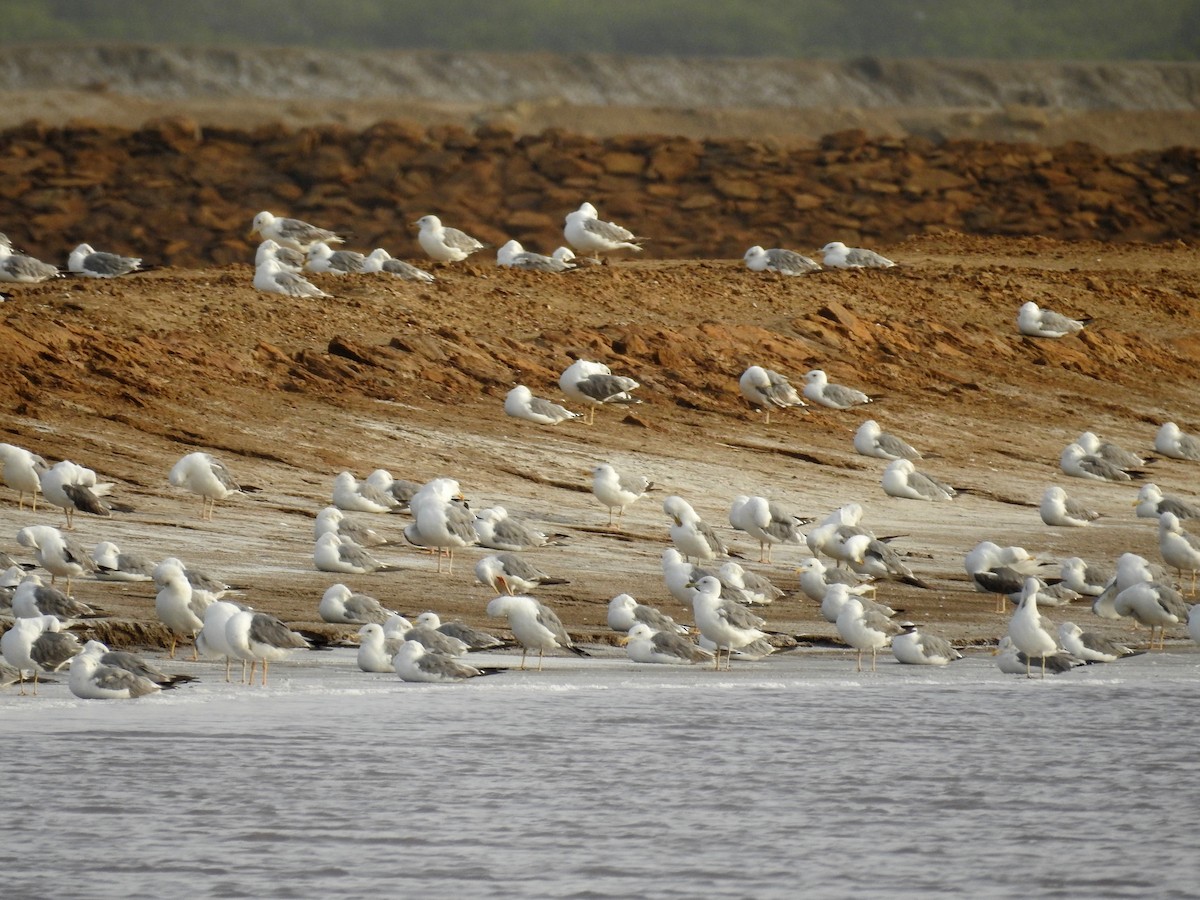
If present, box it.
[314,532,402,575]
[67,243,144,278]
[995,636,1081,676]
[92,540,156,582]
[795,557,876,604]
[738,365,805,423]
[1060,442,1140,482]
[1158,511,1200,593]
[1135,483,1200,520]
[332,471,398,514]
[318,583,397,625]
[663,495,727,563]
[1017,301,1089,338]
[12,573,98,624]
[475,553,568,595]
[1039,485,1100,527]
[414,215,486,263]
[802,369,872,409]
[563,201,643,256]
[1154,422,1200,461]
[607,593,688,635]
[504,385,581,425]
[891,622,962,666]
[558,359,641,424]
[315,506,398,548]
[1057,623,1140,663]
[497,239,574,273]
[393,640,503,683]
[819,241,894,269]
[305,241,366,275]
[882,458,957,501]
[743,245,821,276]
[414,611,508,652]
[362,248,435,282]
[255,239,305,272]
[254,258,329,298]
[357,623,404,673]
[250,210,344,253]
[0,244,60,283]
[623,623,713,666]
[853,420,922,460]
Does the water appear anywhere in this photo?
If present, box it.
[3,649,1198,899]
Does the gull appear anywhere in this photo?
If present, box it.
[1060,442,1139,482]
[361,248,435,281]
[1059,557,1111,597]
[15,524,99,591]
[592,463,653,527]
[393,641,504,683]
[12,574,98,624]
[196,600,248,682]
[254,258,330,298]
[1,615,81,694]
[314,532,402,575]
[819,241,895,268]
[1007,578,1062,677]
[688,575,771,670]
[154,558,214,658]
[497,239,574,272]
[728,495,807,563]
[819,583,896,625]
[803,369,872,409]
[1017,301,1089,338]
[414,215,486,263]
[225,609,311,686]
[563,202,643,256]
[558,359,641,424]
[305,241,366,275]
[414,611,508,651]
[473,506,565,552]
[844,534,930,588]
[81,639,196,688]
[1113,579,1188,649]
[743,245,821,276]
[318,583,397,625]
[738,366,805,424]
[795,557,876,604]
[68,643,165,700]
[158,556,243,598]
[332,471,399,513]
[475,553,568,595]
[0,244,60,283]
[663,495,727,563]
[662,548,720,608]
[67,243,144,277]
[1134,483,1200,520]
[1154,422,1200,461]
[406,477,477,573]
[836,596,901,672]
[972,567,1078,612]
[607,593,688,635]
[249,210,344,253]
[386,618,470,657]
[486,594,587,670]
[718,562,784,605]
[364,470,421,511]
[169,451,246,520]
[254,238,305,272]
[1092,552,1156,621]
[882,459,957,501]
[39,460,113,529]
[357,623,404,673]
[891,622,962,666]
[995,636,1081,676]
[623,623,713,666]
[853,420,922,461]
[1039,486,1100,527]
[92,541,156,582]
[315,506,398,549]
[1158,512,1200,593]
[0,442,48,509]
[1057,623,1140,663]
[1076,431,1144,470]
[504,385,581,425]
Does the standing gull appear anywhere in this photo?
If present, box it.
[558,359,641,424]
[0,442,47,509]
[1154,422,1200,461]
[819,241,895,269]
[39,459,113,529]
[743,245,820,276]
[738,366,805,423]
[486,594,587,671]
[1007,578,1062,677]
[1158,512,1200,593]
[592,463,653,527]
[414,215,486,263]
[836,596,901,672]
[1,615,81,694]
[504,385,581,425]
[882,459,957,501]
[67,243,144,278]
[728,495,807,563]
[1017,301,1089,338]
[361,248,435,282]
[663,495,727,563]
[15,524,99,591]
[406,477,477,574]
[795,557,876,604]
[891,622,962,666]
[250,210,344,253]
[169,451,246,520]
[563,202,643,257]
[853,420,922,460]
[687,575,772,671]
[1040,486,1100,527]
[803,369,872,409]
[1113,579,1188,649]
[154,558,214,658]
[623,623,713,666]
[225,609,311,686]
[196,600,248,682]
[254,258,329,298]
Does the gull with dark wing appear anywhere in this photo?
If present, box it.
[12,573,98,625]
[558,359,641,424]
[1,614,80,694]
[39,460,113,529]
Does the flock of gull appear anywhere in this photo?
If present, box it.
[2,202,1199,697]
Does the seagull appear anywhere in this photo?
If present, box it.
[995,636,1081,676]
[843,534,930,589]
[79,639,195,689]
[67,644,170,699]
[853,420,922,461]
[356,623,404,673]
[663,495,727,563]
[169,451,246,520]
[314,532,402,575]
[1158,512,1200,593]
[718,562,784,605]
[1059,557,1111,597]
[225,609,311,686]
[1154,422,1200,461]
[891,622,962,666]
[305,241,366,275]
[1,614,80,694]
[795,557,876,604]
[393,640,504,683]
[318,583,397,625]
[819,241,895,269]
[414,215,486,263]
[728,495,807,564]
[12,573,98,624]
[606,593,688,635]
[1134,483,1200,520]
[474,553,568,595]
[882,458,957,501]
[486,594,587,670]
[67,243,144,277]
[497,239,574,272]
[1007,578,1062,677]
[592,463,653,527]
[249,210,344,253]
[364,470,420,511]
[661,548,722,608]
[1075,431,1144,470]
[819,583,896,625]
[15,524,99,591]
[558,359,641,424]
[743,245,821,276]
[1060,442,1139,482]
[1113,579,1188,649]
[836,596,902,672]
[687,575,771,670]
[154,559,214,658]
[39,460,113,529]
[802,369,872,409]
[738,365,805,424]
[92,541,156,582]
[361,248,435,281]
[623,623,713,666]
[1017,301,1089,338]
[504,385,581,425]
[254,239,305,272]
[1039,485,1100,526]
[0,244,61,283]
[385,618,470,658]
[406,477,477,573]
[1057,622,1141,663]
[563,202,643,256]
[332,471,399,513]
[314,506,398,549]
[0,442,48,510]
[254,258,330,298]
[473,506,565,552]
[413,611,508,652]
[196,600,248,682]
